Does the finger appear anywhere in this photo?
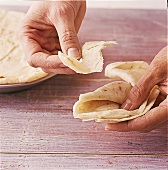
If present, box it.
[42,67,76,74]
[28,52,64,69]
[19,28,54,68]
[74,1,86,33]
[22,38,62,69]
[19,23,62,68]
[51,5,81,59]
[106,98,168,132]
[121,48,167,110]
[20,36,63,68]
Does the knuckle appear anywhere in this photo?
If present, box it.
[150,62,167,83]
[61,30,77,44]
[46,61,54,69]
[150,65,160,78]
[55,6,68,17]
[129,84,143,99]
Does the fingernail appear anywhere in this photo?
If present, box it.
[121,99,132,110]
[68,48,80,59]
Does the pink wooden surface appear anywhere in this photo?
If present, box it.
[0,6,167,170]
[1,154,167,170]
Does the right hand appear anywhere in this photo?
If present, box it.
[18,1,86,74]
[106,46,168,132]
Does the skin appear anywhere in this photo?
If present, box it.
[18,1,86,74]
[106,46,168,132]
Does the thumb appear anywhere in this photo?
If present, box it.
[52,9,81,59]
[121,47,167,111]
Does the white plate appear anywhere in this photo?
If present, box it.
[0,74,56,93]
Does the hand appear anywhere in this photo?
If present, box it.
[18,1,86,74]
[106,46,168,132]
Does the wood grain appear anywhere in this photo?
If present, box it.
[1,154,168,170]
[0,7,167,170]
[79,9,167,61]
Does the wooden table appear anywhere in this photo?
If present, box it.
[0,7,167,169]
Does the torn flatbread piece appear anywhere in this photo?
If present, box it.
[73,81,159,123]
[58,41,117,74]
[105,61,149,86]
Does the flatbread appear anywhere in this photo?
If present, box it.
[0,36,15,61]
[73,81,132,119]
[105,61,149,86]
[73,61,160,123]
[0,10,24,31]
[58,41,117,74]
[73,81,159,123]
[0,47,48,84]
[0,9,7,20]
[0,9,48,84]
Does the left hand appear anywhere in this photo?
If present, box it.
[105,46,168,132]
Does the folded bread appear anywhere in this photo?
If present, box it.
[105,61,149,86]
[0,9,48,84]
[73,61,160,123]
[58,41,117,74]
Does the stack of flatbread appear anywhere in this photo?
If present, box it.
[72,61,159,123]
[0,9,48,84]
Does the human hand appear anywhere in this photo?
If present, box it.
[106,46,168,132]
[19,1,86,74]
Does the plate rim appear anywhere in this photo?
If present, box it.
[0,73,56,89]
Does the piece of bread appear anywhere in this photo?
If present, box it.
[105,61,149,86]
[58,41,117,74]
